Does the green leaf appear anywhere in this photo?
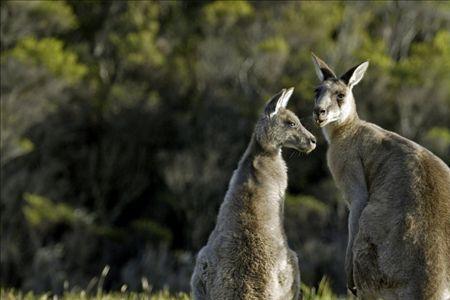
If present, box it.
[203,1,253,27]
[7,37,87,84]
[23,193,91,227]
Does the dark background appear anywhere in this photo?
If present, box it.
[1,0,449,295]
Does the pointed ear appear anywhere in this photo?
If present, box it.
[311,52,336,81]
[340,61,369,89]
[279,87,294,109]
[265,87,294,117]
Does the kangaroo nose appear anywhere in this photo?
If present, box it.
[310,136,317,144]
[314,107,327,117]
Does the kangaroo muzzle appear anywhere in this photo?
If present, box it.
[313,106,328,125]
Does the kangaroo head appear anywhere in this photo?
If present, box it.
[311,53,369,127]
[255,88,316,153]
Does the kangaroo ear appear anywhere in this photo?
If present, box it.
[311,52,336,81]
[278,87,294,109]
[340,61,369,89]
[265,87,294,118]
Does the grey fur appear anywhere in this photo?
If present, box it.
[312,53,450,300]
[191,88,316,300]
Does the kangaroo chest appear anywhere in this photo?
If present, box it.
[327,142,355,184]
[327,140,368,204]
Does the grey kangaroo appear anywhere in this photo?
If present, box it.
[311,53,450,300]
[191,88,316,300]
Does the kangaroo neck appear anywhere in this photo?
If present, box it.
[323,113,361,143]
[213,133,288,237]
[234,134,287,227]
[240,134,282,167]
[235,134,287,196]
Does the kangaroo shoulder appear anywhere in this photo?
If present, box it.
[357,121,423,157]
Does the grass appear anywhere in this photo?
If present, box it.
[301,277,353,300]
[1,268,351,300]
[0,289,190,300]
[1,283,353,300]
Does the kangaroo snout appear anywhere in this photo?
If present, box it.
[284,131,316,153]
[313,106,329,127]
[307,134,317,152]
[314,107,328,119]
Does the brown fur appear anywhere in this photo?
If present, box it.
[191,89,316,300]
[312,54,450,300]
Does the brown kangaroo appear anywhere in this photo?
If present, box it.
[191,88,316,300]
[311,53,450,300]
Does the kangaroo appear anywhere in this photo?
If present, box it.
[311,53,450,300]
[190,88,316,300]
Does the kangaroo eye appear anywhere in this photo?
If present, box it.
[337,93,345,101]
[286,121,296,128]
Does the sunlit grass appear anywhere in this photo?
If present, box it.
[1,281,354,300]
[1,268,351,300]
[301,277,353,300]
[0,289,190,300]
